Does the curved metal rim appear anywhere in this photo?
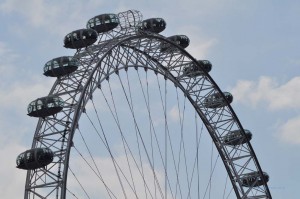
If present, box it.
[25,34,271,199]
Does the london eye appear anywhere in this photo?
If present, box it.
[16,10,272,199]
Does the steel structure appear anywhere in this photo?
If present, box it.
[20,10,272,199]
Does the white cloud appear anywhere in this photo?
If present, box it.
[231,76,300,145]
[277,116,300,145]
[0,77,54,115]
[68,153,165,198]
[175,25,218,59]
[187,37,218,59]
[0,41,19,77]
[169,106,180,122]
[0,140,27,199]
[0,40,41,199]
[0,0,106,36]
[230,76,300,110]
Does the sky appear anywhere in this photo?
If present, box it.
[0,0,299,198]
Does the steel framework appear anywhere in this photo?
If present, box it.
[23,10,272,199]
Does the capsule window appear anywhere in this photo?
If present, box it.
[110,14,117,22]
[66,34,71,42]
[26,152,34,163]
[47,102,54,108]
[36,100,43,110]
[27,96,64,117]
[17,148,54,170]
[43,148,50,154]
[27,106,32,113]
[17,153,25,166]
[53,61,59,68]
[37,100,43,105]
[96,18,101,25]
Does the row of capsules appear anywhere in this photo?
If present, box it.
[15,12,173,171]
[16,11,269,189]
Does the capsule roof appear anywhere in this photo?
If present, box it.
[64,28,98,49]
[168,35,190,48]
[44,56,79,77]
[161,35,190,52]
[198,60,212,73]
[240,171,269,187]
[183,60,212,77]
[203,92,233,108]
[137,18,166,34]
[223,129,252,146]
[16,148,54,170]
[27,96,64,118]
[86,13,119,33]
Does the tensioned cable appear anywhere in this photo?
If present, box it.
[106,80,131,199]
[113,69,166,199]
[76,127,114,199]
[135,68,162,199]
[86,66,229,199]
[223,174,235,199]
[186,111,205,199]
[124,70,148,199]
[164,76,168,199]
[72,145,119,199]
[113,67,182,199]
[99,78,160,199]
[66,188,80,199]
[155,71,185,199]
[145,70,157,199]
[209,140,214,199]
[223,145,243,199]
[174,81,191,198]
[90,97,142,199]
[84,96,140,199]
[202,153,221,199]
[223,175,229,199]
[197,119,205,199]
[135,67,202,197]
[81,98,148,199]
[68,166,91,199]
[155,72,179,199]
[174,87,186,199]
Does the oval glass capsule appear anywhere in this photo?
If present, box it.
[203,92,233,108]
[64,29,98,49]
[137,18,166,33]
[16,148,54,170]
[183,60,212,77]
[240,171,270,187]
[43,56,79,77]
[27,96,64,117]
[86,13,119,33]
[160,35,190,52]
[223,129,253,146]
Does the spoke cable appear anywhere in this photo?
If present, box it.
[125,70,149,199]
[72,146,118,199]
[99,78,160,199]
[76,127,114,199]
[68,166,91,199]
[114,70,165,199]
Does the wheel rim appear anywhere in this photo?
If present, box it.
[23,10,271,199]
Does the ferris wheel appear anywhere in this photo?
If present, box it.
[16,10,272,199]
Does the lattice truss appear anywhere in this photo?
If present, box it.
[22,10,271,199]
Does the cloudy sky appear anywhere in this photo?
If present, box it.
[0,0,299,198]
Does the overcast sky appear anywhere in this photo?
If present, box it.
[0,0,299,198]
